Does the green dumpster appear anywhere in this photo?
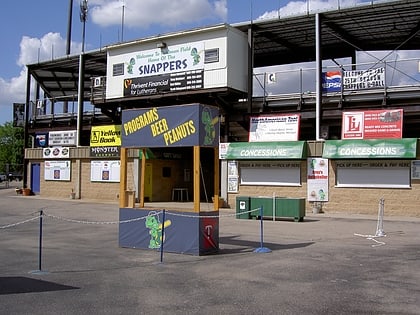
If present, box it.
[275,197,306,222]
[250,197,275,218]
[236,196,251,219]
[250,196,306,222]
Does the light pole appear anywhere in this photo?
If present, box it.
[80,0,88,52]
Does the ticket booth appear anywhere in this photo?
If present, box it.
[118,104,220,255]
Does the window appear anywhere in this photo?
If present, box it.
[113,63,124,76]
[335,160,410,188]
[239,161,301,186]
[205,48,219,63]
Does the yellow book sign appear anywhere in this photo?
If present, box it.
[90,125,122,147]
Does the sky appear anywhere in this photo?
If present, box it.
[0,0,414,125]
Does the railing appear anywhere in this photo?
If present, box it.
[252,58,420,99]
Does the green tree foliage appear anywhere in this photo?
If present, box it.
[0,122,24,174]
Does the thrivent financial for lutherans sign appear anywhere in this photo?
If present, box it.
[121,104,219,148]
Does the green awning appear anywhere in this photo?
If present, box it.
[219,141,306,160]
[322,138,417,159]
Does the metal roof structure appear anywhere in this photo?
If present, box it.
[235,0,420,67]
[26,0,420,102]
[25,0,420,144]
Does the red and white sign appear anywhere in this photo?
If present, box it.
[342,109,403,139]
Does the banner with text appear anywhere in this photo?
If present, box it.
[249,114,300,142]
[342,109,403,139]
[90,125,121,147]
[343,67,385,90]
[307,158,329,202]
[219,141,306,160]
[122,104,219,148]
[322,138,417,159]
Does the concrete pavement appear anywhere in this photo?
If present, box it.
[1,186,419,314]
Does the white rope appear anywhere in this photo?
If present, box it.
[1,208,260,229]
[0,216,41,229]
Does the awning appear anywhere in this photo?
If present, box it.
[322,138,417,159]
[219,141,306,160]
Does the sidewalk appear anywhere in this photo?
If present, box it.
[1,187,419,314]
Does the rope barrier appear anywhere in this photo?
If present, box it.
[0,215,41,229]
[0,208,261,229]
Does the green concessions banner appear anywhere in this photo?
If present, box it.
[219,141,306,160]
[322,138,417,159]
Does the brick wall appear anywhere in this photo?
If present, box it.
[228,160,420,217]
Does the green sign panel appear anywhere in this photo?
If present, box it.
[322,138,417,159]
[219,141,306,160]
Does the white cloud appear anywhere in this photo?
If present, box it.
[91,0,227,28]
[258,0,377,20]
[0,33,81,122]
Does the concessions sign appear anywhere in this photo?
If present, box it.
[122,104,219,148]
[342,109,403,139]
[249,114,300,142]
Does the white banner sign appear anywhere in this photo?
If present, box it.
[249,114,300,142]
[343,67,385,90]
[44,160,71,181]
[307,158,329,202]
[90,160,120,182]
[48,130,77,146]
[120,42,204,79]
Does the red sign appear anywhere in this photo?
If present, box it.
[342,109,403,139]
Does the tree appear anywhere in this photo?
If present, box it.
[0,122,24,175]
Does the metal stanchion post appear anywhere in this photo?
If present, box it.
[254,206,271,253]
[160,209,166,263]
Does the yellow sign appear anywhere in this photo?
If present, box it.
[90,125,122,147]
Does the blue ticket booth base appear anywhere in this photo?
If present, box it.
[119,208,219,256]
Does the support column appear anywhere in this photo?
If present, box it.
[76,53,85,147]
[139,148,146,208]
[193,146,200,212]
[213,147,220,210]
[119,147,128,208]
[315,13,322,141]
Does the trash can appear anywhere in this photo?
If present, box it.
[236,196,251,219]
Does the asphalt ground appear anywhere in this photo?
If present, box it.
[0,185,419,315]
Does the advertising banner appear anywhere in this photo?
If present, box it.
[90,125,121,147]
[307,158,329,202]
[35,133,49,148]
[121,42,204,79]
[122,104,219,148]
[43,147,70,159]
[343,67,385,90]
[249,114,300,142]
[13,103,25,127]
[48,130,77,146]
[322,71,341,93]
[342,109,403,139]
[123,70,204,97]
[90,146,120,158]
[44,161,71,181]
[90,160,120,182]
